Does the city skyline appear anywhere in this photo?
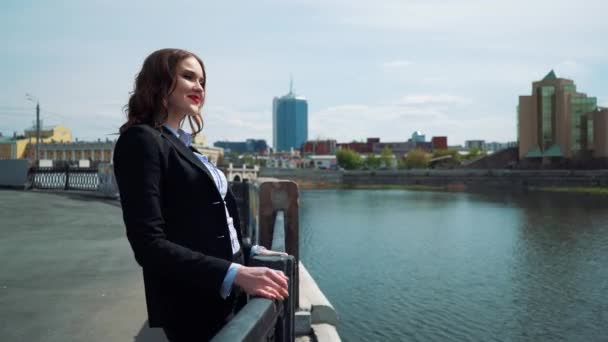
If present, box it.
[1,0,607,146]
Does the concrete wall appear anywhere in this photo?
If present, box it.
[261,168,608,190]
[343,169,608,189]
[260,168,342,188]
[298,262,340,341]
[0,159,30,188]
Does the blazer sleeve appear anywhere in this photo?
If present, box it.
[113,126,231,292]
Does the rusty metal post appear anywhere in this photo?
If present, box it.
[258,178,299,307]
[258,179,299,262]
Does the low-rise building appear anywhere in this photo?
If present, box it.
[337,138,378,154]
[485,141,517,152]
[306,155,337,169]
[465,140,486,150]
[214,139,268,155]
[431,136,448,150]
[301,140,337,155]
[39,139,115,164]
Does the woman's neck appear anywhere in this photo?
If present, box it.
[165,113,183,131]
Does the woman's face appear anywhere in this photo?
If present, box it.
[166,56,205,119]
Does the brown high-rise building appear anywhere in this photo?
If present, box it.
[518,70,598,160]
[583,108,608,158]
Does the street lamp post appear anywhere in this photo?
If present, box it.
[26,93,41,164]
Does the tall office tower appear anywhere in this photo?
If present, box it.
[518,70,597,160]
[273,80,308,151]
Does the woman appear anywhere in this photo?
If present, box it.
[113,48,289,341]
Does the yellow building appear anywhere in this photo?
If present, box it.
[0,125,72,160]
[24,125,72,142]
[191,133,224,165]
[0,137,27,159]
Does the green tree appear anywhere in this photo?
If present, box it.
[432,148,462,162]
[428,148,462,168]
[404,149,429,169]
[463,147,487,160]
[380,146,394,168]
[241,154,255,165]
[336,149,363,170]
[364,154,381,169]
[216,154,226,167]
[397,156,408,169]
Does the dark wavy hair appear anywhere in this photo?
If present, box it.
[120,48,206,135]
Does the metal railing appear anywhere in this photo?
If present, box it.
[26,168,301,340]
[30,166,99,191]
[213,179,299,342]
[212,253,296,342]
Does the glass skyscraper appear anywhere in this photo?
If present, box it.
[272,84,308,151]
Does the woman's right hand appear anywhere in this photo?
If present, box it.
[234,266,289,300]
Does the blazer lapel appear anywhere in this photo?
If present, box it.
[159,126,217,186]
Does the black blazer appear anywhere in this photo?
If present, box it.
[113,124,247,329]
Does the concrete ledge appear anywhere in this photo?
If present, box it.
[299,262,339,326]
[312,324,341,342]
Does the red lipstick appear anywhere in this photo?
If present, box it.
[187,95,201,104]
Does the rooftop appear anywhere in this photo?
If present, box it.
[543,69,557,81]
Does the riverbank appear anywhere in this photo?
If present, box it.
[260,168,608,194]
[528,186,608,195]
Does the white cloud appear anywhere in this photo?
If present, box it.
[206,88,517,145]
[382,60,412,68]
[3,0,606,146]
[203,105,271,144]
[309,93,479,142]
[398,95,472,106]
[554,60,590,82]
[289,0,607,61]
[314,0,606,34]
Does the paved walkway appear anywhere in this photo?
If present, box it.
[0,190,167,342]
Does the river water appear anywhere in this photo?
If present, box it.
[299,189,608,342]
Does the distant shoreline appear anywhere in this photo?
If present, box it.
[259,168,608,195]
[527,186,608,195]
[298,182,608,195]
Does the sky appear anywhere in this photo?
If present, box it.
[1,0,607,146]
